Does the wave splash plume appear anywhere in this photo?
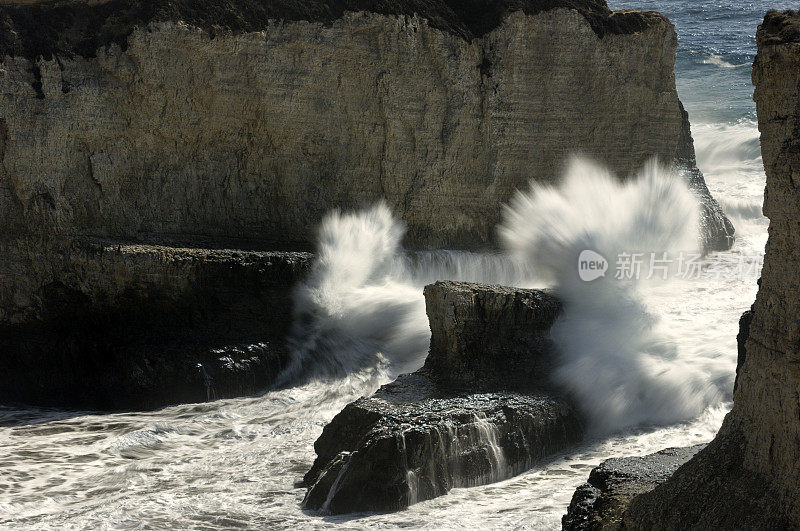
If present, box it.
[281,158,731,433]
[280,203,532,387]
[500,158,729,432]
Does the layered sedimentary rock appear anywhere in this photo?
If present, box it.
[564,11,800,528]
[0,241,311,409]
[0,0,733,323]
[0,0,735,411]
[303,281,583,514]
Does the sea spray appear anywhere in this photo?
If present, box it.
[500,158,728,432]
[279,202,429,384]
[693,121,762,174]
[282,160,730,432]
[279,203,533,385]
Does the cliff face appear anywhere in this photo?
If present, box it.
[0,0,732,325]
[0,5,688,250]
[593,11,800,528]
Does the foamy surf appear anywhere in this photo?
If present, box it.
[701,53,748,69]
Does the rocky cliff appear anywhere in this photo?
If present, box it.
[0,0,733,323]
[564,10,800,528]
[303,281,582,513]
[0,0,735,410]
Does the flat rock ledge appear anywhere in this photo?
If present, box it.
[302,281,583,514]
[562,445,705,530]
[0,239,311,410]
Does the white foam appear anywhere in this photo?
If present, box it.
[701,53,748,69]
[281,203,535,384]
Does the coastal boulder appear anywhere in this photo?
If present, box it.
[562,445,705,530]
[303,281,583,514]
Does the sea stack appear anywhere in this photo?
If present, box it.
[303,281,583,513]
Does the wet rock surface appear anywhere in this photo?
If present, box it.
[0,240,311,410]
[303,281,583,514]
[562,445,704,530]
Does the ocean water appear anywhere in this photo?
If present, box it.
[0,2,787,529]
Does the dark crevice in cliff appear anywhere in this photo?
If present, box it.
[0,0,666,62]
[0,117,7,164]
[734,307,753,393]
[30,62,45,99]
[55,57,72,94]
[675,100,697,164]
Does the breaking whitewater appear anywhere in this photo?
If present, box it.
[1,119,765,527]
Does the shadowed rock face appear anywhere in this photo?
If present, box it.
[424,281,562,390]
[563,10,800,528]
[0,241,311,410]
[302,281,583,514]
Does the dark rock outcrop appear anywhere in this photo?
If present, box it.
[303,281,583,514]
[563,11,800,528]
[424,281,562,390]
[0,240,311,410]
[562,445,704,530]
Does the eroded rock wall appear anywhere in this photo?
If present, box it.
[0,0,732,325]
[0,9,696,248]
[0,241,311,409]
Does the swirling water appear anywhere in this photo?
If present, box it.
[0,2,785,528]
